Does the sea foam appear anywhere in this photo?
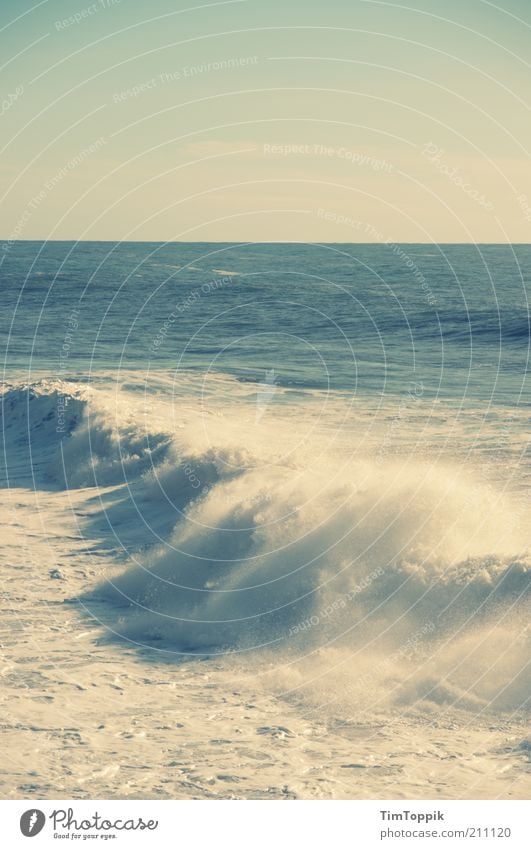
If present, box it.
[3,379,529,711]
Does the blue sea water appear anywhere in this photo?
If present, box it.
[1,241,530,715]
[2,241,530,403]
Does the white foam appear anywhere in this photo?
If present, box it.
[3,376,529,712]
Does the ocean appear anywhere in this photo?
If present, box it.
[1,241,530,799]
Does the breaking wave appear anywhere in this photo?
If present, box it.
[2,379,530,712]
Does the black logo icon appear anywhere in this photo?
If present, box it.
[20,810,46,837]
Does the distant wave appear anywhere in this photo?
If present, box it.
[211,268,241,277]
[413,307,531,345]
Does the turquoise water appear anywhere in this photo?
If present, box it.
[2,241,530,403]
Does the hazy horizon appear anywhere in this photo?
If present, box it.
[3,238,531,245]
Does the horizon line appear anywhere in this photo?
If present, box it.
[2,239,531,246]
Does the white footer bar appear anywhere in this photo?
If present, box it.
[2,799,528,848]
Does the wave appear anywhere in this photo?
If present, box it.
[211,268,241,277]
[103,447,530,711]
[2,379,530,711]
[101,457,529,632]
[413,307,531,345]
[1,380,172,488]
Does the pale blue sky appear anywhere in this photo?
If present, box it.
[1,0,530,242]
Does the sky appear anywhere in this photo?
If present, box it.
[1,0,530,243]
